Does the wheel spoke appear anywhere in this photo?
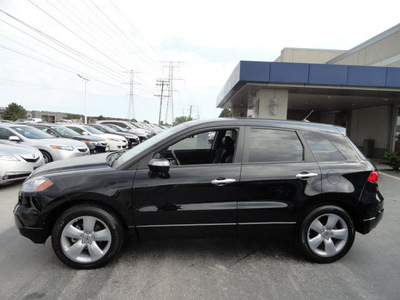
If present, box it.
[93,229,111,242]
[324,239,337,256]
[63,224,83,239]
[83,217,96,233]
[331,228,348,240]
[308,234,324,251]
[326,214,339,229]
[88,242,104,261]
[65,241,86,260]
[310,219,324,233]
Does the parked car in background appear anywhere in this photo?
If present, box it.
[66,124,128,151]
[97,120,148,142]
[0,123,89,163]
[88,124,139,149]
[30,124,109,154]
[131,122,156,137]
[0,143,44,185]
[14,118,383,269]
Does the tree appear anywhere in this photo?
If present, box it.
[173,116,193,126]
[66,113,81,120]
[219,108,231,118]
[143,120,150,124]
[98,115,106,120]
[3,102,27,121]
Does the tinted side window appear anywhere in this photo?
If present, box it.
[0,128,12,139]
[247,128,303,162]
[325,133,360,160]
[302,131,345,162]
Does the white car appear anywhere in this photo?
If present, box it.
[0,143,45,185]
[66,125,128,151]
[0,124,90,163]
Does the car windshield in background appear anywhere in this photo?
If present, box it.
[11,126,53,139]
[82,126,103,134]
[113,123,187,167]
[52,126,80,137]
[101,125,118,133]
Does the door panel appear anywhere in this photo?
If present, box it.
[238,162,321,237]
[132,164,241,239]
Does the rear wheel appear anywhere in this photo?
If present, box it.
[51,205,124,269]
[297,205,355,263]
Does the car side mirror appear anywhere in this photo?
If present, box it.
[148,158,170,179]
[9,135,20,142]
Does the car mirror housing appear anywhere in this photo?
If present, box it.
[9,135,20,142]
[148,158,170,179]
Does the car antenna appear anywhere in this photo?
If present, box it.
[302,109,314,122]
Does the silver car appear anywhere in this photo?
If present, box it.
[0,143,44,185]
[0,124,89,163]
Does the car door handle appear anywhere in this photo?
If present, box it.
[211,178,236,186]
[296,172,318,179]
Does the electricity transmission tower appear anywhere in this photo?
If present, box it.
[155,79,170,125]
[161,61,184,124]
[123,70,138,120]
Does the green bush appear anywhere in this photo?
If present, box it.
[384,152,400,171]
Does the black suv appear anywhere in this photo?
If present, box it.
[14,119,383,269]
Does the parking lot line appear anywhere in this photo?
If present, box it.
[380,172,400,181]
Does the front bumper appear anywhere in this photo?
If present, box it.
[14,204,48,243]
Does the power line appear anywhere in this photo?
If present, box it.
[88,0,160,70]
[0,12,128,83]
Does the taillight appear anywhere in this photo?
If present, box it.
[368,171,379,183]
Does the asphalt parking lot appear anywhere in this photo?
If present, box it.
[0,172,399,300]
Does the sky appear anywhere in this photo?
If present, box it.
[1,0,399,124]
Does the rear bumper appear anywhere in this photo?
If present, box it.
[361,208,384,234]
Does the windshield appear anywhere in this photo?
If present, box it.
[82,125,103,134]
[100,125,118,133]
[11,126,54,139]
[52,126,79,137]
[113,123,186,167]
[106,124,123,132]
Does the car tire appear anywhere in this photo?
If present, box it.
[40,150,53,163]
[296,205,355,263]
[51,205,124,269]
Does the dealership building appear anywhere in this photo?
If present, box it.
[217,24,400,158]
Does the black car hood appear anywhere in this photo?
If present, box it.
[32,153,110,177]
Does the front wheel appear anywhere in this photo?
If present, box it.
[40,150,52,163]
[51,205,124,269]
[297,205,355,263]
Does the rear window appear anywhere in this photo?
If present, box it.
[302,131,346,162]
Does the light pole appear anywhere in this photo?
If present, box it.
[77,74,89,124]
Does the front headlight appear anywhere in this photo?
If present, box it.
[0,154,20,161]
[21,176,53,192]
[50,145,74,151]
[107,138,121,142]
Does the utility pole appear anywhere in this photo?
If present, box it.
[188,105,195,118]
[77,74,89,124]
[154,79,170,125]
[160,61,184,124]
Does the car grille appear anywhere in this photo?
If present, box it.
[3,172,31,180]
[22,157,41,163]
[77,147,88,152]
